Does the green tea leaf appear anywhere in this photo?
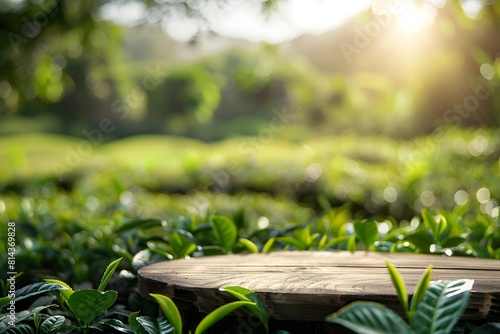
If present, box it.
[276,237,306,250]
[132,249,167,272]
[43,279,73,301]
[98,258,122,292]
[354,220,379,250]
[324,236,350,249]
[210,216,237,253]
[170,232,197,258]
[0,305,55,331]
[149,294,182,334]
[410,265,432,319]
[4,324,35,334]
[67,289,117,328]
[413,279,473,334]
[33,313,40,330]
[220,286,269,333]
[385,261,409,318]
[317,206,351,237]
[15,282,68,302]
[326,301,415,334]
[136,316,174,334]
[436,215,448,243]
[318,234,328,250]
[102,319,135,333]
[0,297,13,309]
[441,237,466,248]
[262,238,275,253]
[168,228,198,245]
[199,245,226,256]
[347,235,357,252]
[115,219,164,234]
[148,248,174,260]
[40,315,65,334]
[129,311,145,334]
[404,232,434,253]
[422,209,436,231]
[295,226,313,248]
[238,238,259,254]
[195,301,255,334]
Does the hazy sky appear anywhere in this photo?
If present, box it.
[106,1,372,43]
[206,0,372,43]
[105,0,467,43]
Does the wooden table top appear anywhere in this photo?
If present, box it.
[138,251,500,321]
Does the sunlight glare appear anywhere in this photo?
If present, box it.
[461,0,485,20]
[396,1,437,33]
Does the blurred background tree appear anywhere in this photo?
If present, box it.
[0,0,499,139]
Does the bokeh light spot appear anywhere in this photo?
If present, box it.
[258,216,270,229]
[383,187,398,203]
[304,163,322,182]
[85,196,100,211]
[476,187,490,204]
[468,135,490,156]
[491,206,499,218]
[454,190,468,206]
[480,63,495,80]
[420,190,435,207]
[378,221,391,234]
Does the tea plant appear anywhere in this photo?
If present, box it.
[1,258,122,333]
[326,261,499,334]
[1,257,278,334]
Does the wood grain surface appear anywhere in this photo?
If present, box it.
[138,251,500,321]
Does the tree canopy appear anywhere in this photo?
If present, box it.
[0,0,498,138]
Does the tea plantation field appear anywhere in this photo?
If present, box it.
[0,128,499,333]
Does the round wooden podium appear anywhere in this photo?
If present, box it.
[138,251,500,332]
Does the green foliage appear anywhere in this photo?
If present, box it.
[262,238,276,254]
[210,216,237,253]
[4,324,35,334]
[327,262,476,334]
[98,257,123,291]
[220,286,269,333]
[327,302,415,334]
[1,131,499,332]
[238,238,259,254]
[169,232,198,259]
[68,289,118,329]
[410,265,432,319]
[149,286,268,334]
[385,260,409,319]
[136,316,174,334]
[354,220,379,250]
[194,301,255,334]
[149,294,182,334]
[147,66,220,132]
[0,305,54,332]
[412,280,473,334]
[0,259,125,333]
[43,280,73,301]
[14,282,67,302]
[40,315,65,334]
